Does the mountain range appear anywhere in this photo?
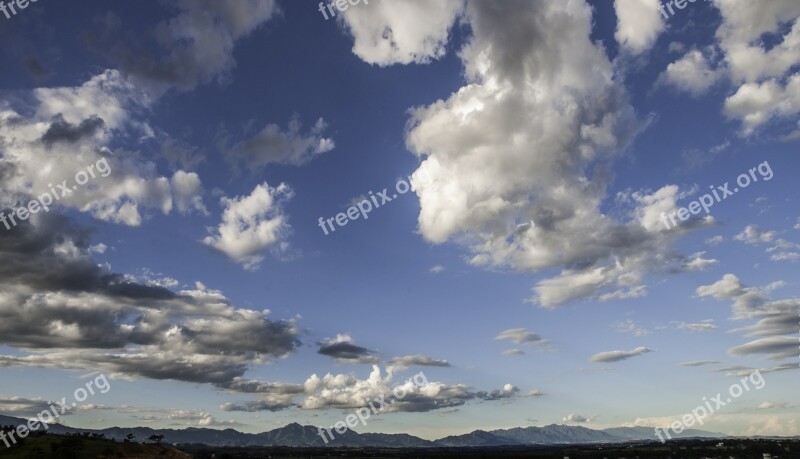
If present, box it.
[0,414,724,448]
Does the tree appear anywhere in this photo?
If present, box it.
[148,434,164,444]
[124,433,135,443]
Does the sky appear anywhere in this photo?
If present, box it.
[0,0,798,441]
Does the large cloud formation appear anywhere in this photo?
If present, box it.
[0,70,208,227]
[0,1,309,390]
[301,366,519,413]
[365,0,710,307]
[0,0,306,235]
[218,365,523,414]
[0,214,300,387]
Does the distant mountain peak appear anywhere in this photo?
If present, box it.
[0,413,726,448]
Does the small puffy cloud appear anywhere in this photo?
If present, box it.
[723,76,800,136]
[771,251,800,261]
[679,360,721,367]
[317,334,380,364]
[535,266,627,308]
[684,252,719,271]
[676,319,717,332]
[202,182,292,270]
[614,0,665,54]
[227,116,334,169]
[124,268,179,289]
[696,273,747,300]
[89,243,108,254]
[388,354,451,369]
[681,140,730,171]
[735,225,777,245]
[589,346,653,363]
[478,384,520,401]
[662,50,723,96]
[598,285,648,303]
[338,0,464,66]
[33,69,142,129]
[429,265,445,273]
[501,349,525,356]
[0,397,61,416]
[758,401,789,410]
[162,138,205,170]
[766,238,800,262]
[534,264,648,308]
[562,413,595,423]
[165,409,241,427]
[668,42,686,54]
[615,319,650,337]
[220,396,296,413]
[171,170,208,215]
[705,235,725,246]
[494,328,547,346]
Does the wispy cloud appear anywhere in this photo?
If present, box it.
[589,347,653,363]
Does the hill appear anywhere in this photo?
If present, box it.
[0,414,725,448]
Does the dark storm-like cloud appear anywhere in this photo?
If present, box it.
[477,385,521,401]
[0,213,173,298]
[86,0,279,94]
[220,399,296,413]
[217,379,305,395]
[40,114,105,146]
[387,393,471,413]
[317,335,380,364]
[0,214,301,385]
[224,116,335,170]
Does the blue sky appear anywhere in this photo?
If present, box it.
[0,0,798,440]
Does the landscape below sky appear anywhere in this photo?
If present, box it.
[0,0,798,447]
